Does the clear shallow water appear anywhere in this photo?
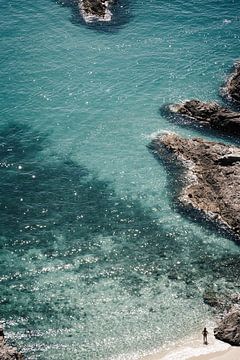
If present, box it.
[1,0,240,359]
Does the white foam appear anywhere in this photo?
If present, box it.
[146,130,175,141]
[223,19,232,25]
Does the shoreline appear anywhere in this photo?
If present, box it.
[139,327,239,360]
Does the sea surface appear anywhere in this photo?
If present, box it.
[1,0,240,359]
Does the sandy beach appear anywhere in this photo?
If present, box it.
[140,326,240,360]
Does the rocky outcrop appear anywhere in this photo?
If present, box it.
[150,133,240,239]
[214,308,240,346]
[222,61,240,104]
[0,345,24,360]
[0,328,24,360]
[78,0,115,22]
[167,100,240,136]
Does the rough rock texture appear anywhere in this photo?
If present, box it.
[222,61,240,104]
[214,308,240,346]
[150,133,240,239]
[79,0,115,22]
[0,337,24,360]
[168,99,240,136]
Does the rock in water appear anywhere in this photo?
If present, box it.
[214,308,240,346]
[222,61,240,104]
[150,133,240,240]
[167,99,240,136]
[203,288,224,309]
[0,329,24,360]
[78,0,115,23]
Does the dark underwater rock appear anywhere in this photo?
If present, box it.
[150,133,240,240]
[203,289,224,309]
[78,0,115,22]
[214,308,240,346]
[222,61,240,104]
[167,99,240,136]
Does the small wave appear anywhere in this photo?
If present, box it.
[223,19,232,25]
[146,130,175,141]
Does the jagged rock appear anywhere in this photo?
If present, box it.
[167,99,240,136]
[214,308,240,346]
[78,0,115,22]
[0,342,24,360]
[0,346,24,360]
[0,330,24,360]
[222,61,240,104]
[150,133,240,239]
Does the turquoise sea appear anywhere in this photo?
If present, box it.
[1,0,240,359]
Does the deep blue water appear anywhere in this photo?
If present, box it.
[1,0,240,359]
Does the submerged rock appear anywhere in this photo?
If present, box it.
[167,99,240,136]
[203,288,240,314]
[222,61,240,104]
[203,289,224,309]
[150,133,240,239]
[78,0,115,22]
[0,328,24,360]
[214,308,240,346]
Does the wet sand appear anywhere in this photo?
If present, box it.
[140,326,240,360]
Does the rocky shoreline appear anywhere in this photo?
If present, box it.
[203,287,240,346]
[222,61,240,105]
[214,307,240,346]
[150,133,240,240]
[166,99,240,136]
[0,328,24,360]
[78,0,115,23]
[151,60,240,346]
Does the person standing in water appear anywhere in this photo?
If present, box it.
[202,327,208,344]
